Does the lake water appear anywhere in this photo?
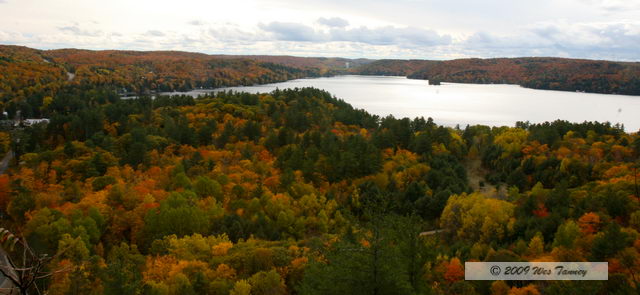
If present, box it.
[167,75,640,131]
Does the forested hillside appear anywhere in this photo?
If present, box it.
[3,45,640,125]
[388,57,640,95]
[352,59,439,76]
[0,82,638,293]
[0,45,354,120]
[43,49,347,91]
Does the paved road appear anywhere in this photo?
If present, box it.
[419,229,447,236]
[0,150,13,175]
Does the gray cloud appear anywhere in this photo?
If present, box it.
[58,25,103,37]
[463,21,640,60]
[330,26,451,47]
[259,22,323,42]
[145,30,165,37]
[188,20,206,26]
[208,26,267,43]
[259,21,451,47]
[317,17,349,28]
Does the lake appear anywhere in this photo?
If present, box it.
[166,75,640,131]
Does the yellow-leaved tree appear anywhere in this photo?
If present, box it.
[440,192,515,243]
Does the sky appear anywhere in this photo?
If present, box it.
[0,0,639,60]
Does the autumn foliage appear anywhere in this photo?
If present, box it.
[0,51,639,293]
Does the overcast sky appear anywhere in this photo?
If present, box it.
[1,0,639,60]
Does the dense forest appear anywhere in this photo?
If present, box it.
[401,58,640,95]
[0,45,353,120]
[353,59,439,76]
[355,58,640,94]
[1,44,640,294]
[0,81,637,294]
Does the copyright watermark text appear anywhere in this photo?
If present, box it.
[465,262,608,280]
